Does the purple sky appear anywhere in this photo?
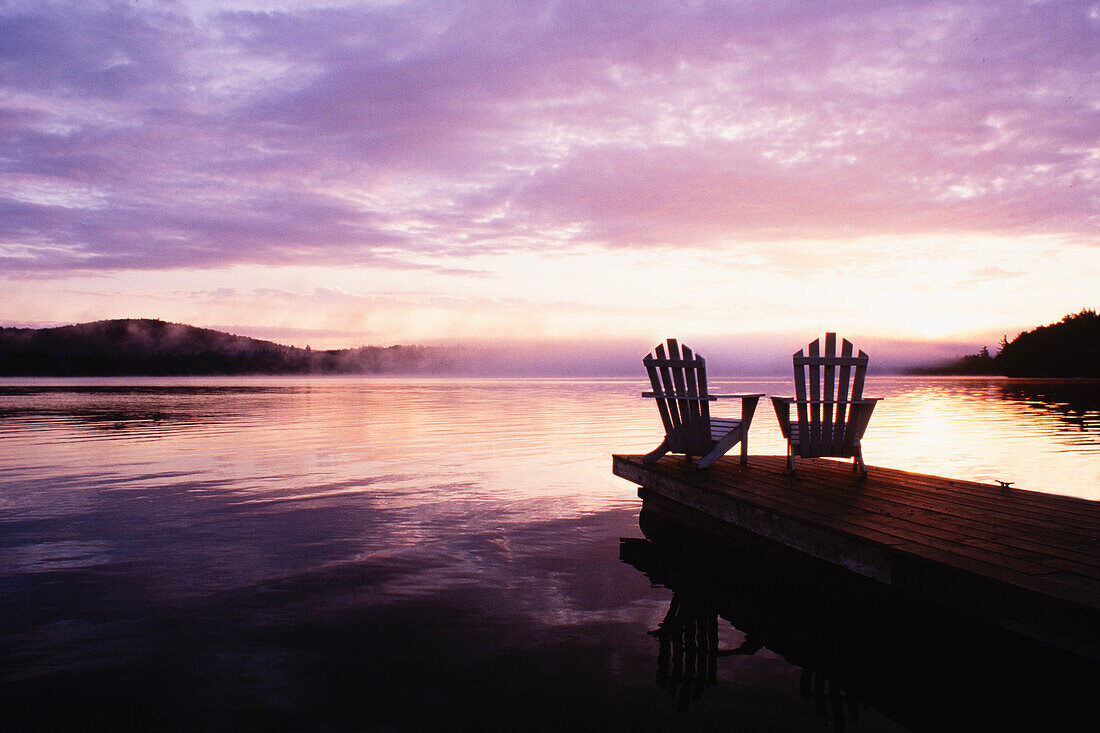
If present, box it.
[1,0,1097,365]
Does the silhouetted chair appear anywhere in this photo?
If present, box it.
[771,333,881,475]
[642,339,763,468]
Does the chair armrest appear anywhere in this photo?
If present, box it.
[712,394,763,430]
[774,398,881,406]
[846,400,879,440]
[769,396,882,436]
[642,392,718,401]
[770,396,792,439]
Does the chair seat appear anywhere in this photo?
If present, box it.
[788,425,860,456]
[787,425,855,443]
[710,418,742,441]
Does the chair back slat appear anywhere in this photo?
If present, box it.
[654,342,683,447]
[833,338,854,452]
[644,349,675,440]
[643,339,712,456]
[846,346,869,448]
[851,347,868,400]
[793,346,809,456]
[807,338,822,456]
[668,340,693,452]
[822,333,836,449]
[696,351,711,455]
[680,345,708,455]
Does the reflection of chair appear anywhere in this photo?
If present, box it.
[642,339,763,468]
[649,593,720,711]
[771,333,881,475]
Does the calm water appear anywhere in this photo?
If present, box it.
[1,376,1097,731]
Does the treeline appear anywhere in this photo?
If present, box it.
[0,319,451,376]
[924,309,1099,377]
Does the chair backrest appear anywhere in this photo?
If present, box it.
[792,333,868,456]
[643,339,712,456]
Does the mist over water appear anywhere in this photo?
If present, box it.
[1,377,1096,730]
[425,335,986,376]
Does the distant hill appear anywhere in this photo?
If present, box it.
[915,309,1099,377]
[0,319,451,376]
[997,309,1100,377]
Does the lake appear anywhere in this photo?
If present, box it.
[1,376,1097,731]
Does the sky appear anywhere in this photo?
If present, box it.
[1,0,1098,369]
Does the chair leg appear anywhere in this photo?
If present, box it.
[853,447,867,476]
[696,446,722,469]
[740,435,749,465]
[698,428,743,469]
[644,439,670,464]
[787,448,795,473]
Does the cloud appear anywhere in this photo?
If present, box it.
[0,1,192,100]
[0,0,1097,276]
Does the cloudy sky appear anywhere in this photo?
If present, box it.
[2,0,1097,361]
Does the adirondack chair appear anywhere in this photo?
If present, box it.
[771,333,881,475]
[642,339,763,469]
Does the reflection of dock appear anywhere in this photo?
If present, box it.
[612,454,1100,661]
[620,521,1099,731]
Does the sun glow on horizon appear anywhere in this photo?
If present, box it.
[4,228,1093,354]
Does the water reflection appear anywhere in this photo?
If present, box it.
[3,376,1099,501]
[647,591,765,714]
[644,587,867,729]
[998,380,1100,436]
[622,509,1099,732]
[852,378,1100,497]
[2,377,1099,729]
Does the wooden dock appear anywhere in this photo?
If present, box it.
[613,454,1100,661]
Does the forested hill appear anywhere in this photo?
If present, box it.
[0,319,449,376]
[996,309,1099,377]
[919,309,1099,377]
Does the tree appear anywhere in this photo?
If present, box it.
[995,309,1099,377]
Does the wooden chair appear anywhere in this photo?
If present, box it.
[642,339,763,469]
[771,333,881,475]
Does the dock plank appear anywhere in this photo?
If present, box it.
[705,457,1100,564]
[792,459,1100,529]
[613,453,1100,660]
[734,457,1100,535]
[703,460,1100,573]
[694,460,1100,582]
